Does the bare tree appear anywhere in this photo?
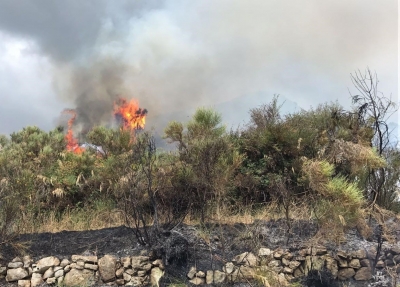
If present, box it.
[349,68,398,208]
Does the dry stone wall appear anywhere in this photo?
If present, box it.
[1,245,399,286]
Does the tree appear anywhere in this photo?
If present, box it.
[350,68,398,208]
[165,108,242,222]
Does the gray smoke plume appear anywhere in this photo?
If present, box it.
[0,0,396,133]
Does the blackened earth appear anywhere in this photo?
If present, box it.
[1,219,398,286]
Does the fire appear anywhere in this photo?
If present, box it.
[114,98,148,130]
[63,109,84,154]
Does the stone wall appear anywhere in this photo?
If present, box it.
[1,245,399,286]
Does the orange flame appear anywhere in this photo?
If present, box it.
[114,98,147,130]
[63,109,84,154]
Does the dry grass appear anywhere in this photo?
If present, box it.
[18,205,126,234]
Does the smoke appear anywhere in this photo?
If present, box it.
[0,0,396,132]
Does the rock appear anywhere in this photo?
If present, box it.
[352,250,367,259]
[303,256,324,275]
[116,267,124,278]
[360,259,371,267]
[337,257,348,268]
[125,268,136,275]
[258,248,272,257]
[123,272,132,282]
[224,262,235,274]
[187,266,196,279]
[294,268,303,278]
[18,279,31,287]
[63,268,94,287]
[206,270,213,284]
[116,278,125,285]
[385,259,395,267]
[326,257,338,278]
[337,250,348,259]
[43,267,54,280]
[233,252,257,266]
[349,259,361,269]
[23,256,33,268]
[237,266,255,280]
[273,249,284,259]
[283,267,293,274]
[283,252,293,260]
[152,259,163,268]
[141,263,152,271]
[354,267,372,281]
[98,255,117,283]
[8,262,24,268]
[129,276,144,286]
[6,268,29,282]
[77,261,85,268]
[54,269,64,278]
[394,255,400,264]
[46,277,56,284]
[0,266,7,275]
[64,265,71,272]
[312,246,327,256]
[57,276,64,285]
[150,267,164,287]
[12,257,23,263]
[189,277,204,285]
[196,271,205,278]
[376,260,385,268]
[391,246,400,255]
[60,259,70,267]
[214,270,226,284]
[30,273,44,287]
[137,270,146,277]
[131,256,150,269]
[282,258,290,266]
[337,268,355,280]
[36,256,60,273]
[121,257,131,268]
[71,255,98,264]
[84,263,98,271]
[289,261,301,269]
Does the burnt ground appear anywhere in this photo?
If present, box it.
[0,219,397,286]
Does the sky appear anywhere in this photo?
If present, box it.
[0,0,398,137]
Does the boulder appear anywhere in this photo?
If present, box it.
[8,262,23,269]
[18,279,31,287]
[131,256,150,269]
[337,268,355,280]
[354,267,372,281]
[258,248,272,257]
[30,273,44,287]
[150,267,164,287]
[6,268,29,282]
[232,252,257,266]
[189,277,204,285]
[23,256,33,268]
[63,268,94,287]
[214,270,226,284]
[98,255,117,282]
[187,266,196,279]
[36,256,60,273]
[71,255,98,264]
[349,259,361,269]
[42,267,54,280]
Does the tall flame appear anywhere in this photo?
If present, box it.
[114,98,148,130]
[63,109,84,154]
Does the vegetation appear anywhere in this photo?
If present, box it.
[0,69,398,253]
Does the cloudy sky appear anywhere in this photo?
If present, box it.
[0,0,397,136]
